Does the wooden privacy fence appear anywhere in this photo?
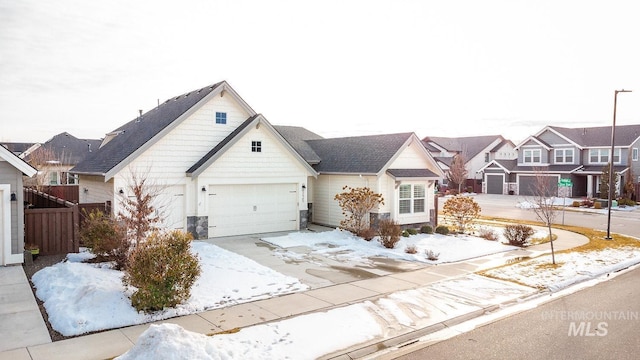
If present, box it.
[23,188,111,255]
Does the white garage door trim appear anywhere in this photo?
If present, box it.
[208,183,298,237]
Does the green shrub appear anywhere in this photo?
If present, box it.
[435,225,450,235]
[420,225,433,234]
[402,230,410,237]
[618,198,636,206]
[406,228,418,235]
[503,224,535,247]
[79,209,128,269]
[123,230,201,313]
[378,219,402,249]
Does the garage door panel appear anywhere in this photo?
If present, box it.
[486,174,504,194]
[209,184,298,237]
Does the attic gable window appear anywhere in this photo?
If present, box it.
[215,112,227,124]
[251,141,262,153]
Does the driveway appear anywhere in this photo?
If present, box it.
[204,225,427,290]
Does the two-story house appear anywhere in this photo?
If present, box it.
[422,135,517,193]
[479,125,640,197]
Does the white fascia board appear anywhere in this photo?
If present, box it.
[0,145,37,177]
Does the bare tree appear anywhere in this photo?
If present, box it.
[447,154,468,193]
[117,169,168,246]
[528,169,557,264]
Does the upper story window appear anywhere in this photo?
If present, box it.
[523,149,541,164]
[554,148,574,164]
[484,152,490,162]
[215,112,227,124]
[589,148,620,164]
[399,184,425,214]
[633,148,639,161]
[251,141,262,152]
[49,171,59,185]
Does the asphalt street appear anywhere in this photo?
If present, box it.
[394,265,640,360]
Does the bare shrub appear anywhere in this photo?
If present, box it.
[358,227,376,241]
[503,224,535,247]
[478,227,498,241]
[405,244,418,254]
[425,249,440,261]
[442,195,481,233]
[378,219,401,249]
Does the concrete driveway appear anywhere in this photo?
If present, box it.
[204,224,426,290]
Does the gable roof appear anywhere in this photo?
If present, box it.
[274,126,323,164]
[306,132,416,174]
[547,125,640,147]
[26,132,101,165]
[0,142,36,156]
[0,144,37,177]
[422,135,505,160]
[185,115,317,178]
[72,81,256,179]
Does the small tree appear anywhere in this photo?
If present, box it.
[79,209,128,269]
[334,186,384,237]
[599,165,619,199]
[528,169,557,264]
[447,154,468,193]
[442,195,481,233]
[117,170,165,246]
[24,147,60,190]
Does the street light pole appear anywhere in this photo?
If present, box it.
[606,89,632,240]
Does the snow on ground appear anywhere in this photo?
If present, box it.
[32,242,308,336]
[117,274,535,360]
[263,228,519,265]
[516,197,638,213]
[483,247,640,291]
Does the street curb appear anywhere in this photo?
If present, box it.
[320,304,502,360]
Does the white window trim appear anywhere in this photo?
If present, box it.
[554,148,574,164]
[522,149,542,164]
[398,184,426,214]
[589,148,621,164]
[633,148,638,161]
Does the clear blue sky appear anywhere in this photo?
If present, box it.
[1,0,639,144]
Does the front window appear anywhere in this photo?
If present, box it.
[589,148,620,164]
[399,184,425,214]
[554,148,574,164]
[523,149,541,164]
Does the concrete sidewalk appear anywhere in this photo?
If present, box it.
[0,265,51,354]
[0,228,588,360]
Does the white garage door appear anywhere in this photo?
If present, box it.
[209,183,298,237]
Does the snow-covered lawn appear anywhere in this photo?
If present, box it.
[263,228,519,265]
[32,242,309,336]
[32,228,517,337]
[482,247,640,291]
[117,275,535,360]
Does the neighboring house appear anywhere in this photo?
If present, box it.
[479,125,640,197]
[0,142,37,157]
[278,128,444,229]
[0,144,37,265]
[422,135,517,192]
[71,81,443,239]
[21,132,102,186]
